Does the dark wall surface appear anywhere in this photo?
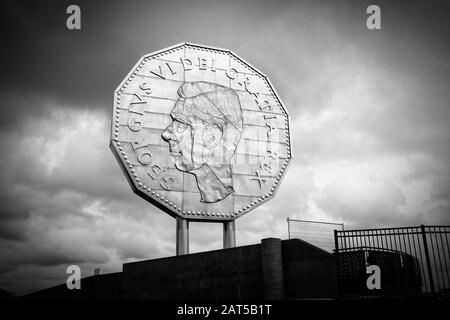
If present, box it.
[19,239,338,300]
[282,239,338,299]
[122,239,338,300]
[122,244,263,299]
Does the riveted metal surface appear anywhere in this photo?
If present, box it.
[110,43,292,221]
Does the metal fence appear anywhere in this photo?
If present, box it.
[334,225,450,299]
[287,218,344,252]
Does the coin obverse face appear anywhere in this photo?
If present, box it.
[110,43,292,222]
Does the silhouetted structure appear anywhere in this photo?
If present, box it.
[0,288,14,300]
[335,225,450,299]
[336,247,422,297]
[19,238,338,300]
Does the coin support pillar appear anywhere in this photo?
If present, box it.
[223,221,236,249]
[176,217,189,256]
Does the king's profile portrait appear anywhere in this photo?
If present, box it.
[161,81,243,203]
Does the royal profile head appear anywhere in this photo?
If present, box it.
[161,81,243,203]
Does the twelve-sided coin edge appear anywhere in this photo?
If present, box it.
[110,43,292,221]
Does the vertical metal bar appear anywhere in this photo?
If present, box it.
[351,231,356,249]
[428,227,441,293]
[393,229,399,252]
[437,227,450,289]
[223,221,236,249]
[399,229,409,296]
[334,229,341,299]
[444,227,450,259]
[379,230,383,249]
[405,228,415,294]
[442,227,450,289]
[372,230,376,249]
[401,229,408,254]
[405,228,412,256]
[346,231,350,250]
[176,217,189,256]
[359,231,362,248]
[421,225,436,296]
[358,230,363,248]
[404,228,413,295]
[397,229,403,253]
[371,230,376,249]
[410,229,422,295]
[375,229,380,249]
[445,228,450,279]
[334,229,339,253]
[388,229,394,251]
[341,231,350,249]
[431,227,445,292]
[380,229,386,250]
[363,231,368,250]
[415,228,429,293]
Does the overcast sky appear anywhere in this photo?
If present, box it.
[1,0,449,295]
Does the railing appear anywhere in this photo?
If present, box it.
[287,218,344,252]
[334,225,450,299]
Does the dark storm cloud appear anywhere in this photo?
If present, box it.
[0,106,177,294]
[0,0,449,295]
[2,0,448,129]
[1,0,140,130]
[0,107,163,240]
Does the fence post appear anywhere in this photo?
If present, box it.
[334,229,339,254]
[334,229,341,299]
[421,225,436,297]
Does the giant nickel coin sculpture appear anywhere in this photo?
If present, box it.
[110,43,292,254]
